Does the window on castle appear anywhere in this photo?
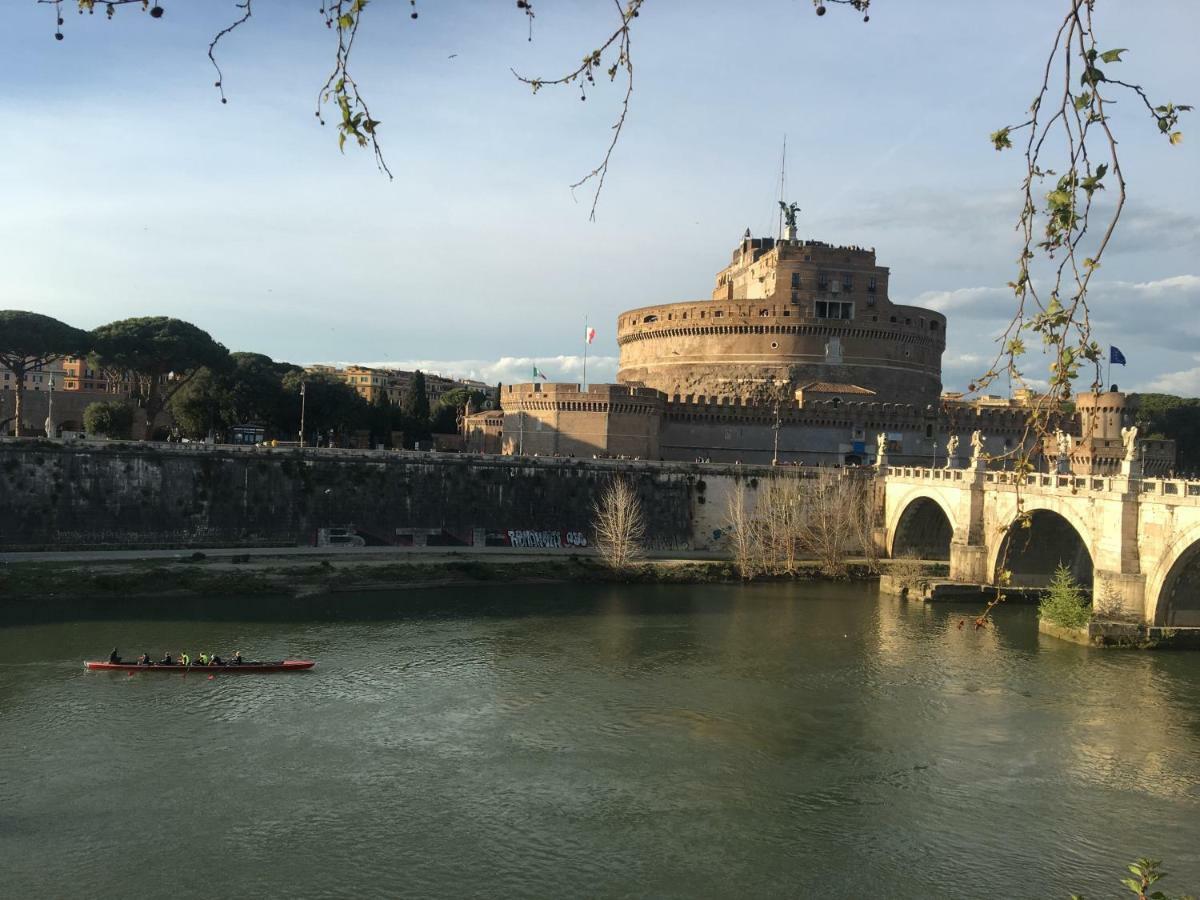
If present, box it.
[930,321,940,332]
[791,272,800,289]
[643,314,658,323]
[817,273,829,290]
[814,301,853,320]
[759,309,769,317]
[868,276,877,293]
[843,275,854,292]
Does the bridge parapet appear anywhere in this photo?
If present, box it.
[1139,478,1200,506]
[885,466,972,484]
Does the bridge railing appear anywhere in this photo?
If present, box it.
[885,466,970,482]
[1140,478,1200,501]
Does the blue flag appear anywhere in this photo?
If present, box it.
[1110,346,1127,366]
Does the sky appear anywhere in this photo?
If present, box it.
[1,0,1197,394]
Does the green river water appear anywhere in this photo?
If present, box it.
[1,581,1198,899]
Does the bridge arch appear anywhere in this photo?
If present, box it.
[990,505,1094,588]
[1146,521,1200,626]
[890,496,954,560]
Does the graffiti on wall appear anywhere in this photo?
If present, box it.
[489,530,589,548]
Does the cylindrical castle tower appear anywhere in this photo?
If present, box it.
[616,233,945,403]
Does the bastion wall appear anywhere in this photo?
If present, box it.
[0,442,788,552]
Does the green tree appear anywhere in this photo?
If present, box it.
[1133,393,1200,473]
[429,387,485,435]
[1039,564,1091,630]
[369,389,394,447]
[168,352,300,440]
[281,370,369,446]
[83,399,135,440]
[402,370,430,422]
[91,317,231,440]
[167,366,234,439]
[0,311,89,437]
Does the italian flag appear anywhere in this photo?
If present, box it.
[586,327,596,344]
[532,366,548,381]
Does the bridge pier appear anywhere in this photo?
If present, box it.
[949,541,988,583]
[1093,570,1146,620]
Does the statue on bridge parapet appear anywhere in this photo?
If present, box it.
[1054,428,1072,473]
[875,432,888,470]
[1121,425,1139,462]
[969,429,986,469]
[944,434,959,468]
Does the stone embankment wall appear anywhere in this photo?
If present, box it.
[0,441,788,551]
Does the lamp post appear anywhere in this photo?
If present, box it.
[299,382,307,448]
[772,398,781,466]
[44,375,55,439]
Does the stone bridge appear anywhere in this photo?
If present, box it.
[882,465,1200,626]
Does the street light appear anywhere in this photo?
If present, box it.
[299,382,307,448]
[772,398,781,466]
[44,375,55,439]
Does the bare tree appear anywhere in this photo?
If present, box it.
[592,477,645,570]
[795,472,872,578]
[725,479,760,579]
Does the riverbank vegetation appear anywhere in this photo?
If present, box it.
[725,473,877,579]
[0,552,899,606]
[591,478,646,569]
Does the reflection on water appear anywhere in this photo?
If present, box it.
[1,581,1198,899]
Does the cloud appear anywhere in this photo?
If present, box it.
[1143,366,1200,396]
[914,286,1012,316]
[316,355,620,387]
[917,273,1200,395]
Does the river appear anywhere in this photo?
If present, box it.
[1,581,1198,898]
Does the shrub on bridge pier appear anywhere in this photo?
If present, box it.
[1039,564,1092,630]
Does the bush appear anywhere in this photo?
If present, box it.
[1038,564,1091,629]
[83,400,135,439]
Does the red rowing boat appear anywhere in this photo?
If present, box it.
[84,660,314,673]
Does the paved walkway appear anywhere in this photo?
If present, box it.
[0,545,729,565]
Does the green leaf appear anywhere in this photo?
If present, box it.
[338,13,354,28]
[338,131,346,153]
[1120,877,1142,893]
[1170,131,1184,145]
[1100,48,1128,63]
[1074,90,1092,111]
[990,127,1013,151]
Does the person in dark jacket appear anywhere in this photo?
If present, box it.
[160,652,174,666]
[137,653,151,666]
[108,649,121,664]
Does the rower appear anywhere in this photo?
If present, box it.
[160,652,174,666]
[231,651,243,666]
[211,653,224,666]
[137,653,151,666]
[108,648,121,664]
[180,651,191,667]
[198,652,210,666]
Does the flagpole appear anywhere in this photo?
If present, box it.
[583,313,589,391]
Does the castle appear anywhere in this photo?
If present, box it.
[471,227,1171,472]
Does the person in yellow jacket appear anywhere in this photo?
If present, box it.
[198,652,210,666]
[180,651,191,667]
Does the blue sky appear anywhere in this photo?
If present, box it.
[2,0,1197,393]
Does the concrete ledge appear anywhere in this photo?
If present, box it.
[1039,618,1200,649]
